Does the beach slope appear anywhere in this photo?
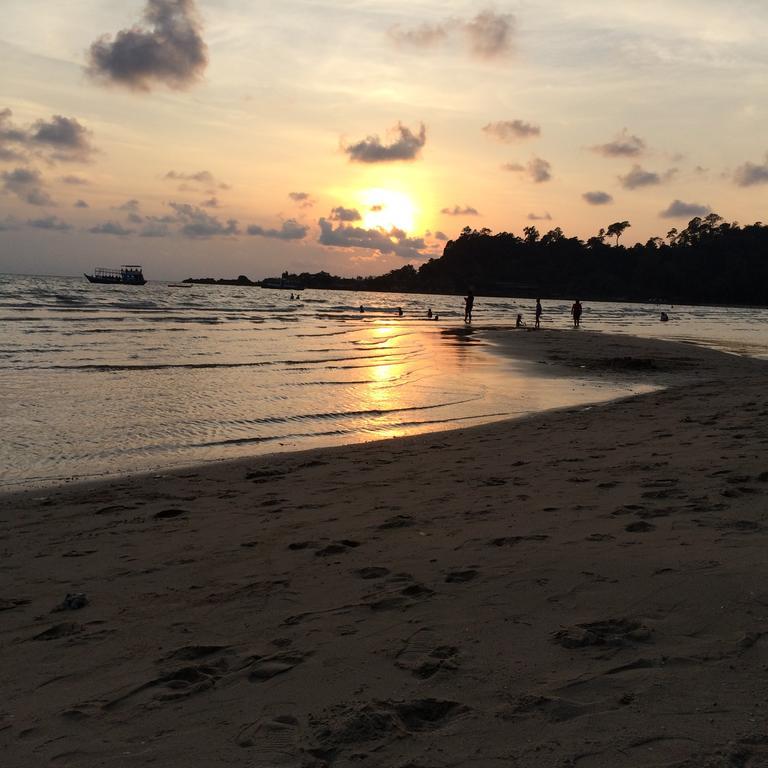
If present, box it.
[2,330,767,767]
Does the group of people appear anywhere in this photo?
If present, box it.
[473,293,583,328]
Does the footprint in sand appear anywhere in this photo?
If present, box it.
[315,540,361,556]
[249,652,307,682]
[445,569,478,583]
[552,618,652,649]
[395,628,459,679]
[237,714,303,766]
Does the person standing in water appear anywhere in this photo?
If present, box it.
[571,299,583,328]
[534,298,542,329]
[464,290,475,323]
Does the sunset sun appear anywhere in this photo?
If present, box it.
[360,188,416,232]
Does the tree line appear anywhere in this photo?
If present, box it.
[196,214,767,305]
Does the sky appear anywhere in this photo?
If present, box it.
[1,0,767,280]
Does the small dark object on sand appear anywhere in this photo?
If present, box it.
[53,593,88,612]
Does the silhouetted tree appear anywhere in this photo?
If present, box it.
[606,221,631,246]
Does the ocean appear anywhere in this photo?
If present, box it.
[2,273,767,490]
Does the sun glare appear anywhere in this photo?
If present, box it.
[360,188,416,233]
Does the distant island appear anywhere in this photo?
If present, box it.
[184,214,768,306]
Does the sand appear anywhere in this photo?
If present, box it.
[2,329,768,767]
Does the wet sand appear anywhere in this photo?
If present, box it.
[2,329,768,767]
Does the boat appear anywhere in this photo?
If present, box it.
[260,277,305,290]
[85,265,146,285]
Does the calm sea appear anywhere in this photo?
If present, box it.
[2,273,767,490]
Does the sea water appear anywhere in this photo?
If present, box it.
[2,273,767,489]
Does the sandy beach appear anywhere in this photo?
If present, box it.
[2,328,768,768]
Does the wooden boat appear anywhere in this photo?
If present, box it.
[85,265,146,285]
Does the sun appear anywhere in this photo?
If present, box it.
[360,188,416,232]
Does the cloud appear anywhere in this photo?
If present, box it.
[619,165,660,189]
[388,10,514,59]
[344,122,426,163]
[389,22,449,48]
[330,206,362,222]
[89,220,133,235]
[74,199,89,208]
[1,167,54,206]
[165,169,213,184]
[115,198,140,212]
[289,191,315,208]
[463,10,515,59]
[0,215,21,230]
[139,221,171,237]
[527,212,552,220]
[441,205,479,216]
[0,109,96,164]
[87,0,208,92]
[434,230,448,241]
[60,175,90,185]
[503,157,552,183]
[0,108,29,162]
[482,120,540,142]
[734,156,768,187]
[126,212,144,224]
[246,219,308,240]
[30,116,95,162]
[592,129,646,158]
[318,218,427,260]
[200,196,219,208]
[27,215,71,231]
[582,190,613,205]
[659,199,711,219]
[169,201,239,238]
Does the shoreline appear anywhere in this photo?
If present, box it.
[2,330,768,766]
[1,328,744,498]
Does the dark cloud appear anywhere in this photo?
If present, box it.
[592,129,646,158]
[527,211,552,220]
[288,191,315,208]
[0,215,21,230]
[482,120,540,142]
[330,206,362,222]
[659,199,711,219]
[619,164,668,189]
[165,169,215,184]
[200,197,219,208]
[441,205,479,216]
[30,116,95,162]
[60,175,90,185]
[1,167,54,206]
[318,218,426,260]
[89,220,133,235]
[74,199,89,208]
[27,215,72,231]
[388,10,514,59]
[246,219,308,240]
[463,10,515,59]
[344,122,426,163]
[169,201,239,238]
[734,156,768,187]
[0,109,96,164]
[87,0,208,92]
[115,198,140,212]
[127,212,144,224]
[0,108,29,162]
[582,190,613,205]
[139,221,171,237]
[434,230,448,241]
[503,157,551,183]
[388,22,449,48]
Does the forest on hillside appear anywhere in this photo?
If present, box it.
[197,214,768,305]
